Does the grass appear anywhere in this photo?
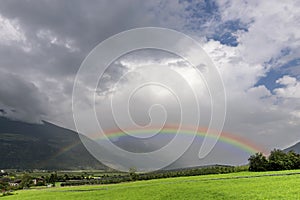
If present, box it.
[2,170,300,200]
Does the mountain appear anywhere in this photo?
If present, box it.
[284,142,300,154]
[0,117,107,170]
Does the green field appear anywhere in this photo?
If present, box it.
[3,170,300,200]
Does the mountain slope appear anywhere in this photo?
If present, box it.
[0,117,107,170]
[284,142,300,154]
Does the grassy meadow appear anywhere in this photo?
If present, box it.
[2,170,300,200]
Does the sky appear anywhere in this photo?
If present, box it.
[0,0,299,169]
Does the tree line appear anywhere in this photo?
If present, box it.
[61,165,248,187]
[248,149,300,171]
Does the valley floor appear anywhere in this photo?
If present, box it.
[2,170,300,200]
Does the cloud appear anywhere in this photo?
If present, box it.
[0,69,50,123]
[217,0,300,65]
[0,14,25,44]
[274,76,300,98]
[202,39,300,150]
[0,0,189,125]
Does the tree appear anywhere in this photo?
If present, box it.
[286,150,300,169]
[129,167,139,181]
[268,149,290,170]
[63,174,69,181]
[0,181,9,193]
[20,174,32,189]
[48,173,57,187]
[248,152,268,171]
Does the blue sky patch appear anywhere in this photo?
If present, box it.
[255,68,288,92]
[255,56,300,92]
[211,20,248,47]
[182,0,249,46]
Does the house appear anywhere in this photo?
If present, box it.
[0,170,8,177]
[32,178,45,185]
[9,179,21,187]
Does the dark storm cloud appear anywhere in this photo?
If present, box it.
[0,0,162,52]
[0,69,50,123]
[0,0,185,122]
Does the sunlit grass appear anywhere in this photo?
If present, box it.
[3,170,300,200]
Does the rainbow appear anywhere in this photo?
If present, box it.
[92,124,267,155]
[47,125,267,163]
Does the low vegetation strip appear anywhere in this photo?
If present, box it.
[49,171,300,193]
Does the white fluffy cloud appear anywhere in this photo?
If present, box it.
[217,0,300,65]
[274,76,300,98]
[202,39,299,150]
[198,0,300,150]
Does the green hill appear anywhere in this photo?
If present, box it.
[0,117,107,170]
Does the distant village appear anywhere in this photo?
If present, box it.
[0,169,55,193]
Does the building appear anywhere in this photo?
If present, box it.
[9,179,21,187]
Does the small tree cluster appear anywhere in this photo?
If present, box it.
[129,167,139,181]
[249,149,300,171]
[0,181,9,193]
[20,174,32,189]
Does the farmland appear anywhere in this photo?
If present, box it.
[2,170,300,200]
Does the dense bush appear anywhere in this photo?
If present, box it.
[248,152,268,171]
[249,149,300,172]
